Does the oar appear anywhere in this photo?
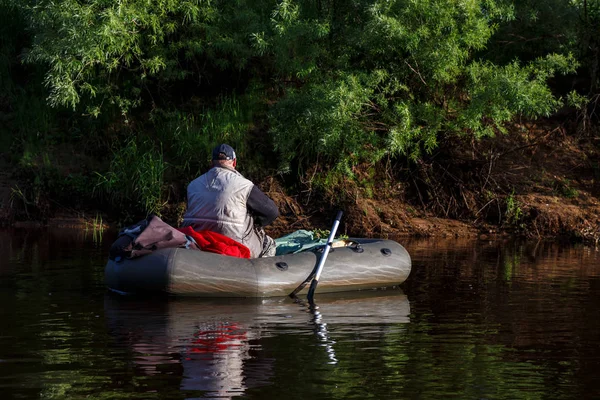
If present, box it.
[289,211,343,303]
[307,210,343,303]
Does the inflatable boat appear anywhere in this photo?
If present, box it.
[104,238,411,297]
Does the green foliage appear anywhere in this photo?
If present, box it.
[2,0,596,220]
[553,178,579,199]
[11,154,94,218]
[0,0,57,158]
[22,0,273,115]
[488,0,580,63]
[22,0,578,161]
[456,54,578,136]
[95,139,167,216]
[505,191,523,227]
[312,228,348,241]
[152,93,258,179]
[567,91,589,109]
[490,0,600,97]
[264,0,330,79]
[270,74,382,174]
[84,213,106,245]
[266,0,574,173]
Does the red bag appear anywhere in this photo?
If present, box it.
[177,227,251,259]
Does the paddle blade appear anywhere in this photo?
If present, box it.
[307,279,319,304]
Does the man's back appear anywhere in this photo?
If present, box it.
[182,143,279,258]
[183,166,259,254]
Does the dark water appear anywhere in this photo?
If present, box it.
[1,229,599,400]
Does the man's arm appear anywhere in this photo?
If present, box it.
[247,185,279,226]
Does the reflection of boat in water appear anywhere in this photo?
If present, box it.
[104,238,411,297]
[104,290,411,397]
[105,289,411,332]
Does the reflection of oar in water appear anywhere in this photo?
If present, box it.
[309,301,338,364]
[289,210,343,304]
[289,294,338,364]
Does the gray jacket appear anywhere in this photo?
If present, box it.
[182,166,265,258]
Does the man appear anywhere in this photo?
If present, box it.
[181,144,279,258]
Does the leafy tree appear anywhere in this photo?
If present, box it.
[265,0,577,172]
[2,0,585,216]
[489,0,599,109]
[23,0,276,115]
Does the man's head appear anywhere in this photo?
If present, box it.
[212,143,237,168]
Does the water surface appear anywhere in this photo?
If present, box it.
[1,229,599,399]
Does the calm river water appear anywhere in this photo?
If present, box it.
[1,229,599,399]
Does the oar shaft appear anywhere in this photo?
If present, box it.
[307,210,343,302]
[313,213,342,282]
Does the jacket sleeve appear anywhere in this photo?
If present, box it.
[246,185,279,227]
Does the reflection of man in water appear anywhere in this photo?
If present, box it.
[104,297,273,398]
[127,322,259,397]
[180,322,250,396]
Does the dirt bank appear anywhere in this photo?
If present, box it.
[264,120,600,244]
[2,121,599,244]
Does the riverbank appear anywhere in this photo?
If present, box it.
[268,119,600,243]
[1,121,599,244]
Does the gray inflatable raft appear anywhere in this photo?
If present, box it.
[104,238,411,297]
